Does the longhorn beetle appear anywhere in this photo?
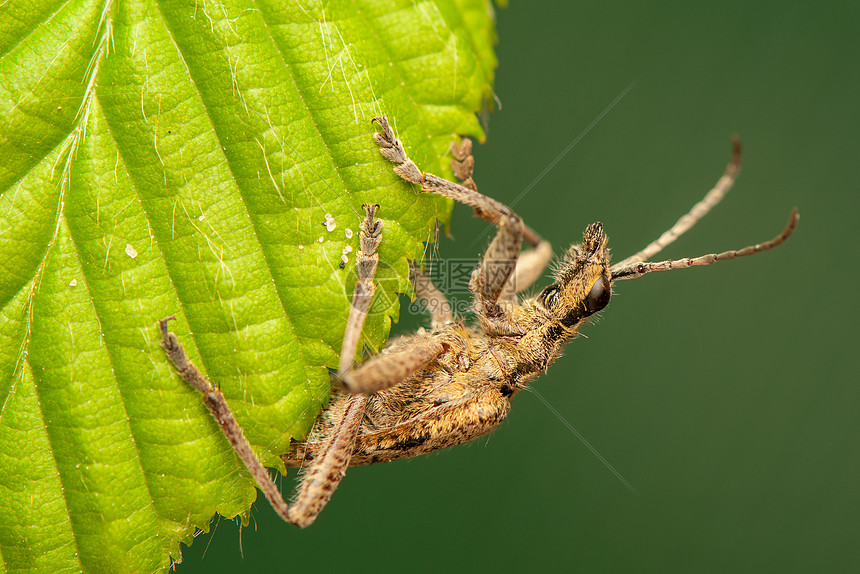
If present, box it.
[160,115,798,527]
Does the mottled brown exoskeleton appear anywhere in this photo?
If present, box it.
[160,115,798,528]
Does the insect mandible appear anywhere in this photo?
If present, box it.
[159,114,798,527]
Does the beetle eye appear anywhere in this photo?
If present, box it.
[540,285,560,308]
[583,274,610,315]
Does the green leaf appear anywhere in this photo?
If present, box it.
[0,0,498,571]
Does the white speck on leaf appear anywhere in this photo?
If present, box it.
[125,244,138,259]
[324,213,336,232]
[69,279,77,287]
[345,228,353,239]
[318,236,324,243]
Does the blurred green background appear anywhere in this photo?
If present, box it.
[179,1,858,572]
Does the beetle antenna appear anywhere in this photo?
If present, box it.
[611,208,798,281]
[612,137,742,270]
